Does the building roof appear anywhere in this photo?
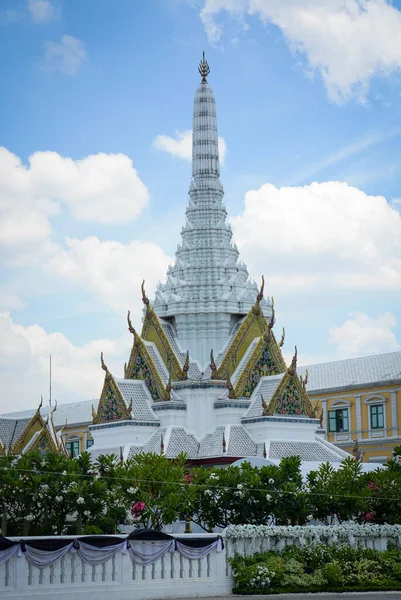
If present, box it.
[298,351,401,394]
[88,424,348,463]
[113,378,159,423]
[0,417,31,449]
[1,401,95,428]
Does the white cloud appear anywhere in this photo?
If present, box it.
[0,294,25,311]
[0,312,128,411]
[28,0,55,22]
[28,150,149,223]
[200,0,401,102]
[231,180,401,292]
[153,129,227,165]
[328,312,400,357]
[0,147,149,265]
[45,35,87,75]
[49,236,172,318]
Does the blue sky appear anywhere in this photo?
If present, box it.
[0,0,400,410]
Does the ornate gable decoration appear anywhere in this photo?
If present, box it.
[216,277,271,380]
[262,347,315,418]
[228,297,287,399]
[93,354,133,424]
[28,418,59,456]
[140,281,188,382]
[125,313,172,401]
[12,398,45,455]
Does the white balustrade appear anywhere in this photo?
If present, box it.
[1,530,398,599]
[0,534,231,600]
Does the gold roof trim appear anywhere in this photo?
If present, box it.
[231,328,287,398]
[216,284,269,379]
[140,282,188,381]
[93,370,133,424]
[11,397,45,454]
[125,321,172,402]
[262,348,315,418]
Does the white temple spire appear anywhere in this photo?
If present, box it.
[153,53,271,365]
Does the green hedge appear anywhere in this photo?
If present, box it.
[230,544,401,594]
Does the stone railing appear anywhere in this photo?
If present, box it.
[2,525,401,599]
[0,534,230,600]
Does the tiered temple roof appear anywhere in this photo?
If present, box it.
[87,54,350,466]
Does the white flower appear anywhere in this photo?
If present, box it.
[265,494,272,501]
[209,473,219,481]
[40,460,46,467]
[204,489,213,497]
[234,490,245,498]
[42,484,49,491]
[127,487,137,494]
[76,497,85,505]
[62,470,67,476]
[268,478,274,484]
[102,506,108,515]
[26,514,34,522]
[84,510,91,517]
[236,483,244,490]
[55,496,63,503]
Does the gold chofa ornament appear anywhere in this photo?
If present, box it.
[198,51,210,82]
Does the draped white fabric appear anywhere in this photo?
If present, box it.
[175,538,223,560]
[24,543,74,568]
[128,540,175,565]
[77,541,127,566]
[2,536,221,568]
[0,544,19,566]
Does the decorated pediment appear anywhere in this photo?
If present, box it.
[93,355,133,424]
[262,348,315,418]
[9,399,66,456]
[231,331,287,399]
[217,286,286,386]
[124,314,173,402]
[139,282,188,382]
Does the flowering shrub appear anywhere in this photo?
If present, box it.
[223,522,401,548]
[1,445,401,535]
[230,544,401,594]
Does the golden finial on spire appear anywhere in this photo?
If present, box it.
[279,327,285,348]
[198,51,210,82]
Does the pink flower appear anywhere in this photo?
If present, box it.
[363,512,373,521]
[368,481,377,490]
[184,474,193,483]
[130,501,146,517]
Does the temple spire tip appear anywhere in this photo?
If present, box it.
[198,51,210,82]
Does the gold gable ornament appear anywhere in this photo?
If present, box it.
[252,275,265,316]
[210,349,219,379]
[139,283,188,382]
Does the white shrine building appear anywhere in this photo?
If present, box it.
[88,54,351,468]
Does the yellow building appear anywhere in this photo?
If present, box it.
[298,351,401,463]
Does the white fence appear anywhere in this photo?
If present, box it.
[0,534,231,600]
[1,526,400,600]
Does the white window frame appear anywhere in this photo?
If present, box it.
[328,400,352,442]
[365,395,387,439]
